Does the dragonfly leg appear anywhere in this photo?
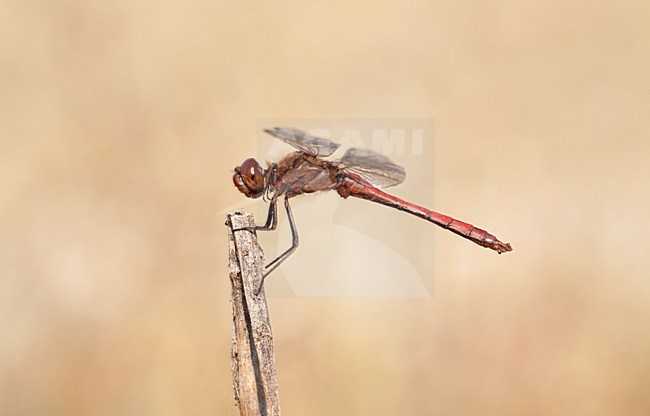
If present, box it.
[255,195,279,231]
[233,196,278,232]
[258,196,299,290]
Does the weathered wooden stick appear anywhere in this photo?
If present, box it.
[227,212,281,416]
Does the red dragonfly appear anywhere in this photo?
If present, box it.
[233,128,512,276]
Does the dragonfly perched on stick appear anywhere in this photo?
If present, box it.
[233,128,512,277]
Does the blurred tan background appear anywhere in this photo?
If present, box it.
[2,0,650,415]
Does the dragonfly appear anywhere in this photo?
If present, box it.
[232,127,512,277]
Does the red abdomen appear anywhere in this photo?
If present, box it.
[336,175,512,254]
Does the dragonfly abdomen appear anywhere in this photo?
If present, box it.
[337,176,512,254]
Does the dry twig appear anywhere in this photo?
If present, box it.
[227,212,280,416]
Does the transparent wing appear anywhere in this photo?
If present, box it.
[336,147,406,189]
[264,127,341,157]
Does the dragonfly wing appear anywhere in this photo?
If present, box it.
[337,147,406,189]
[264,127,341,157]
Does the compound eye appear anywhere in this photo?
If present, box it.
[240,158,264,195]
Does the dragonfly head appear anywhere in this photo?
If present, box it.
[233,158,265,198]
